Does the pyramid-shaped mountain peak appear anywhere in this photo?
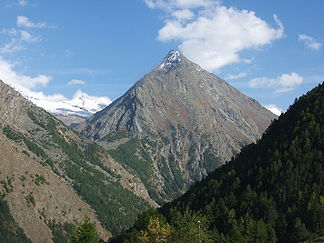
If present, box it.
[78,51,276,143]
[77,51,277,202]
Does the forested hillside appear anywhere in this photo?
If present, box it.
[112,82,324,242]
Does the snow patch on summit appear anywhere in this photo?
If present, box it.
[159,50,182,71]
[167,50,181,62]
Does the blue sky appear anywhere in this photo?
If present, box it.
[0,0,323,114]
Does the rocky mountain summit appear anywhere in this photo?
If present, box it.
[78,50,277,203]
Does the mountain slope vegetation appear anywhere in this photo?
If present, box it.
[0,80,155,241]
[112,82,324,242]
[0,196,32,243]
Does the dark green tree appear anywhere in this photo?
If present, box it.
[170,209,213,243]
[71,217,100,243]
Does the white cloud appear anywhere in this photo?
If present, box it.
[4,0,32,7]
[1,28,18,35]
[0,17,44,54]
[145,0,213,9]
[249,72,304,93]
[68,79,86,85]
[145,0,284,72]
[172,9,194,20]
[264,104,283,116]
[172,0,213,8]
[0,56,111,116]
[0,29,40,53]
[20,30,32,41]
[298,34,321,50]
[225,72,247,80]
[0,56,51,89]
[17,16,50,28]
[17,0,28,6]
[20,30,40,42]
[0,40,24,54]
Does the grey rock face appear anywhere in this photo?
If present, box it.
[78,51,277,203]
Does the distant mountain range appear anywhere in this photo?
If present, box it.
[25,89,111,126]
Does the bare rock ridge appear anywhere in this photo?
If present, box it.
[78,50,277,203]
[0,80,156,241]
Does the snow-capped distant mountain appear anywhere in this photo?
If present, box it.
[265,104,283,116]
[28,90,111,117]
[25,90,111,126]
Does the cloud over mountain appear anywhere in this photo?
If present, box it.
[249,72,304,93]
[145,0,284,72]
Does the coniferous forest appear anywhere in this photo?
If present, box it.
[110,83,324,242]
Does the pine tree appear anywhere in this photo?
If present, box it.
[71,217,100,243]
[138,217,172,243]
